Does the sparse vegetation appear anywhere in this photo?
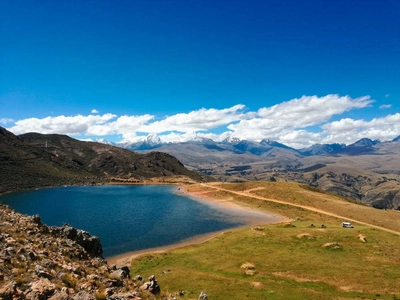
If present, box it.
[61,273,78,289]
[94,291,107,300]
[15,275,29,287]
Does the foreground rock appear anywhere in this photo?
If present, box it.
[0,204,161,299]
[140,275,160,294]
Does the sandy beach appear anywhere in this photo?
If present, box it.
[106,184,289,267]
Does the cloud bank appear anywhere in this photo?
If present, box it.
[6,94,399,149]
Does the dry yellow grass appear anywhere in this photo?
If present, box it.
[129,181,400,299]
[189,181,400,234]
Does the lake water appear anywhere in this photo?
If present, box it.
[0,185,278,257]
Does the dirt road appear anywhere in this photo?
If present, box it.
[200,183,400,236]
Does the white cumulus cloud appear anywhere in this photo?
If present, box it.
[257,94,372,128]
[321,113,400,145]
[111,115,155,141]
[140,105,247,133]
[226,95,373,146]
[0,118,14,124]
[6,94,400,148]
[8,114,116,135]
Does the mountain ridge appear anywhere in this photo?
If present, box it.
[111,134,400,210]
[0,127,207,195]
[113,132,400,156]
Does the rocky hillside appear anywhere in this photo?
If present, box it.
[0,127,207,194]
[0,203,169,300]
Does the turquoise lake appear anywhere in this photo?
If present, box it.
[0,185,278,257]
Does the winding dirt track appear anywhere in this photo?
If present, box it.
[200,183,400,236]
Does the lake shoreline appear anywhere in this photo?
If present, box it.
[106,183,290,267]
[1,180,290,268]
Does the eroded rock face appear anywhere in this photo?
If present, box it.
[49,223,103,257]
[25,278,56,299]
[0,204,159,300]
[110,267,130,280]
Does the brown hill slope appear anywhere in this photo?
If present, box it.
[0,127,206,194]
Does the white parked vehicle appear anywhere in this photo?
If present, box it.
[342,222,354,228]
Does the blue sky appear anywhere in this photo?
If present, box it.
[1,0,399,148]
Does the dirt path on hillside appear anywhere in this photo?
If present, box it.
[200,183,400,236]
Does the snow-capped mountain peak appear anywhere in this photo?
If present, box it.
[222,136,241,144]
[181,132,204,143]
[145,133,162,146]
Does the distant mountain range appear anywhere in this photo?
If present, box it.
[110,132,399,157]
[102,133,400,175]
[106,133,400,210]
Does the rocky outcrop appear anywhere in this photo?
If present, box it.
[0,204,161,299]
[25,278,56,299]
[140,275,160,294]
[49,223,103,257]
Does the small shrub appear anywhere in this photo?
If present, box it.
[61,273,78,289]
[94,290,107,300]
[282,223,296,228]
[15,275,28,287]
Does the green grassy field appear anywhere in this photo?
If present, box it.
[130,182,400,299]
